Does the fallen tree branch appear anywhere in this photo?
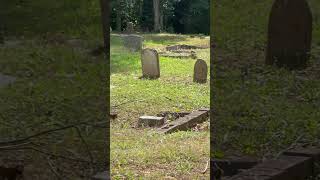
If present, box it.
[0,119,107,146]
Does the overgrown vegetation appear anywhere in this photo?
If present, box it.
[211,0,320,159]
[0,1,107,179]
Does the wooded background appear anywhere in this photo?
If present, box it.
[0,0,209,38]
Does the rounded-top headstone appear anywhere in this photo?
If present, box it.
[141,49,160,79]
[194,59,208,83]
[266,0,312,70]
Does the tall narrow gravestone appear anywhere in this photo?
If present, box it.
[266,0,312,70]
[141,49,160,79]
[194,59,208,83]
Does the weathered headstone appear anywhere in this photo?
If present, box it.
[141,48,160,79]
[126,22,134,33]
[122,34,143,52]
[266,0,312,70]
[193,59,208,83]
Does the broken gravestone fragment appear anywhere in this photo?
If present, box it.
[166,44,206,51]
[193,59,208,83]
[138,116,165,127]
[266,0,312,70]
[141,48,160,79]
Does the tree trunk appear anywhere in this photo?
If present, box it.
[153,0,160,32]
[0,16,4,44]
[98,0,110,176]
[116,0,122,32]
[99,0,109,57]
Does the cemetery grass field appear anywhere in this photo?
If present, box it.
[111,33,210,179]
[0,38,108,178]
[212,0,320,160]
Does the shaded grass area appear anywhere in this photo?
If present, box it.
[211,0,320,159]
[0,0,102,38]
[111,34,210,179]
[0,39,107,179]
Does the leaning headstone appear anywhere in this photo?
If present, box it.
[141,49,160,79]
[266,0,312,70]
[122,34,143,52]
[193,59,208,83]
[0,73,16,89]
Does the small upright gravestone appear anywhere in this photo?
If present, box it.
[123,34,143,52]
[141,49,160,79]
[266,0,312,70]
[193,59,208,83]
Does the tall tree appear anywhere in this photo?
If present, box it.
[153,0,161,32]
[99,0,110,177]
[116,0,122,31]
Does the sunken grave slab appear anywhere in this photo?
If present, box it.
[226,155,313,180]
[166,44,206,51]
[283,146,320,175]
[138,116,165,127]
[158,109,209,134]
[266,0,312,70]
[212,157,259,177]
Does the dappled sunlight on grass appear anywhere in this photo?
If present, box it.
[111,127,209,179]
[111,33,210,178]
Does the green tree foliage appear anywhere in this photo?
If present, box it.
[110,0,209,34]
[173,0,209,34]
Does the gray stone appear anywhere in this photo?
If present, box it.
[138,116,165,127]
[158,110,209,134]
[0,73,16,88]
[122,34,143,52]
[141,49,160,79]
[193,59,208,83]
[266,0,312,70]
[92,171,110,180]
